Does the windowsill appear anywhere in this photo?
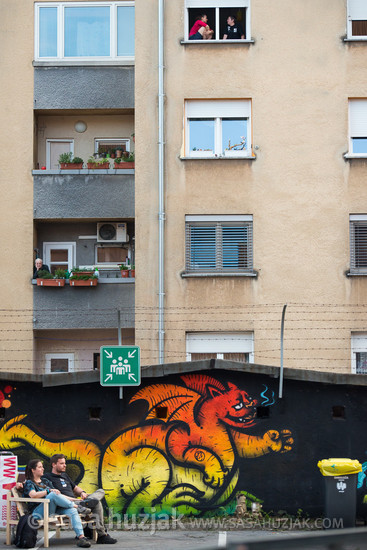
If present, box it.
[32,278,134,284]
[32,169,135,175]
[346,271,367,277]
[343,38,367,42]
[180,155,256,161]
[344,154,367,160]
[33,59,135,67]
[181,271,258,278]
[181,39,254,45]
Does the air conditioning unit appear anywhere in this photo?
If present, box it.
[97,222,128,243]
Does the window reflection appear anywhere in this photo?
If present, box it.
[64,6,110,57]
[222,118,247,152]
[39,7,57,57]
[189,119,215,153]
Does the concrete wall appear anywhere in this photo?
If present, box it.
[34,67,134,110]
[34,174,135,219]
[1,366,367,520]
[134,0,367,370]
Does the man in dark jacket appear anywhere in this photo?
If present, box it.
[33,258,50,278]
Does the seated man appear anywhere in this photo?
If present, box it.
[33,258,50,278]
[43,454,117,545]
[223,15,245,39]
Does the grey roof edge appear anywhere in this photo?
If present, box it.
[1,360,366,387]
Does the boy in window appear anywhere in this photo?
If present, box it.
[223,15,245,40]
[189,14,214,40]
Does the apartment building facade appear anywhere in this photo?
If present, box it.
[0,0,135,375]
[1,0,367,376]
[135,0,367,373]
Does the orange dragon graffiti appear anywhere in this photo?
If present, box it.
[0,375,293,516]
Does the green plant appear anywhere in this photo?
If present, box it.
[59,152,73,164]
[69,274,97,281]
[118,264,129,270]
[72,156,83,164]
[121,152,134,162]
[114,157,123,164]
[88,157,109,165]
[37,270,53,279]
[54,268,68,279]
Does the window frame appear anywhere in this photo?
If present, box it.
[347,0,367,40]
[351,333,367,374]
[184,99,252,158]
[186,332,254,362]
[185,214,254,274]
[348,100,367,157]
[349,215,367,274]
[184,0,251,42]
[34,1,135,63]
[45,353,75,374]
[94,138,130,155]
[43,242,76,274]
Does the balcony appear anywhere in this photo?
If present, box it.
[33,172,134,219]
[33,277,134,330]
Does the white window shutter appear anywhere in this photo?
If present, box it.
[350,100,367,137]
[348,0,367,20]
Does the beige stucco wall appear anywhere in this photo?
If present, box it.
[135,0,367,372]
[0,1,34,372]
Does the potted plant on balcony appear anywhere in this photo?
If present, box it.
[114,152,135,169]
[70,267,95,277]
[69,273,98,287]
[87,157,110,170]
[118,263,129,278]
[59,152,84,169]
[130,265,135,278]
[36,269,66,287]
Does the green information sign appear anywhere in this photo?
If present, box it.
[100,345,140,386]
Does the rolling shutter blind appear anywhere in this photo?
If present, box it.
[350,220,367,270]
[350,100,367,137]
[348,0,367,20]
[186,220,253,272]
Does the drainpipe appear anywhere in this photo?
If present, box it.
[158,0,165,364]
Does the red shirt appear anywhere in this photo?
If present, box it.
[189,20,207,36]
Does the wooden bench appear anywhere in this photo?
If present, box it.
[6,487,97,548]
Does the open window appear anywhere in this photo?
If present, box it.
[185,0,250,41]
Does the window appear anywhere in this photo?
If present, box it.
[96,245,129,267]
[347,0,367,39]
[45,353,75,373]
[185,215,253,274]
[35,2,135,62]
[95,139,130,156]
[351,333,367,374]
[185,0,250,41]
[185,100,251,158]
[43,242,76,274]
[350,215,367,274]
[348,100,367,156]
[186,332,254,362]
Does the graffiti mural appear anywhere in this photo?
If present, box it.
[0,374,293,516]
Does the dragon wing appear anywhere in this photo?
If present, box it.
[130,383,201,423]
[181,374,226,395]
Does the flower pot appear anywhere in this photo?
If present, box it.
[60,163,83,169]
[70,279,98,286]
[130,270,135,278]
[37,279,65,287]
[114,162,135,169]
[87,163,110,169]
[120,270,129,278]
[71,270,94,277]
[116,149,122,158]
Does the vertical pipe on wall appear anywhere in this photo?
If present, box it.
[158,0,165,364]
[279,304,287,399]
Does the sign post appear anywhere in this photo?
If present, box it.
[100,345,140,387]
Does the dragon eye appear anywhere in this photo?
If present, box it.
[234,402,244,410]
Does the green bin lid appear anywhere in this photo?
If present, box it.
[318,458,362,476]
